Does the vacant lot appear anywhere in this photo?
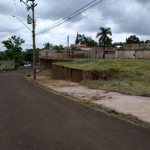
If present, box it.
[57,59,150,96]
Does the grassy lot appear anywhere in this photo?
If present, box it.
[57,59,150,96]
[37,69,52,77]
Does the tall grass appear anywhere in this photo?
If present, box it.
[57,59,150,96]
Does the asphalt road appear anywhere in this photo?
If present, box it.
[0,68,150,150]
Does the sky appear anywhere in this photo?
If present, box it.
[0,0,150,51]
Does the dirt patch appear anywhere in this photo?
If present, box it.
[91,96,106,100]
[92,69,118,80]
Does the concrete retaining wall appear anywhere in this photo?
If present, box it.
[39,58,70,71]
[52,64,117,83]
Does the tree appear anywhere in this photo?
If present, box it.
[96,27,112,58]
[23,49,33,63]
[75,33,98,47]
[75,32,79,44]
[59,45,64,50]
[84,36,98,47]
[0,52,3,60]
[43,42,53,49]
[52,45,64,53]
[23,48,41,64]
[2,35,25,64]
[126,35,140,44]
[112,42,123,48]
[70,45,81,51]
[145,40,150,43]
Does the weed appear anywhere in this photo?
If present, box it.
[38,69,52,77]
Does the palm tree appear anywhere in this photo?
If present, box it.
[96,27,112,58]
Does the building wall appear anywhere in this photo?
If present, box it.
[39,58,67,71]
[0,61,14,70]
[123,43,150,50]
[39,49,65,59]
[136,51,150,59]
[88,47,115,59]
[115,50,150,59]
[116,50,136,59]
[40,44,150,60]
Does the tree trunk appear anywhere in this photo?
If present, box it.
[103,43,105,59]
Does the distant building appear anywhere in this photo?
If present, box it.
[75,44,93,51]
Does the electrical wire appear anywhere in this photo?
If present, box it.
[0,27,25,33]
[36,0,70,25]
[36,0,99,35]
[0,26,31,39]
[13,0,19,17]
[37,0,119,36]
[36,0,117,36]
[36,0,63,22]
[50,0,119,33]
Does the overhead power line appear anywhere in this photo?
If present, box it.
[36,0,70,25]
[36,0,99,35]
[13,0,19,17]
[36,0,66,21]
[50,0,119,33]
[0,27,24,33]
[36,0,119,36]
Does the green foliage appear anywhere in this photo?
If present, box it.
[23,48,41,64]
[23,49,33,63]
[75,32,79,44]
[38,69,52,77]
[70,45,81,51]
[43,42,53,49]
[126,35,140,44]
[14,62,20,69]
[112,42,123,47]
[96,27,112,58]
[1,35,25,65]
[75,33,98,47]
[75,59,96,64]
[145,40,150,43]
[57,59,150,97]
[0,62,3,66]
[53,45,64,52]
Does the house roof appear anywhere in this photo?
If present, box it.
[76,45,92,48]
[76,45,93,51]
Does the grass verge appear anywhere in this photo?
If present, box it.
[37,69,52,77]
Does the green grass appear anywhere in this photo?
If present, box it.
[38,69,52,77]
[56,59,150,96]
[0,69,15,73]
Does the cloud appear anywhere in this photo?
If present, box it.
[1,0,150,51]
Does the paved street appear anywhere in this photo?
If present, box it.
[0,68,150,150]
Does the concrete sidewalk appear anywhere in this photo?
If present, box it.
[35,76,150,123]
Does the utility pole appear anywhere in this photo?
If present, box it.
[68,35,70,58]
[20,0,37,80]
[32,0,36,80]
